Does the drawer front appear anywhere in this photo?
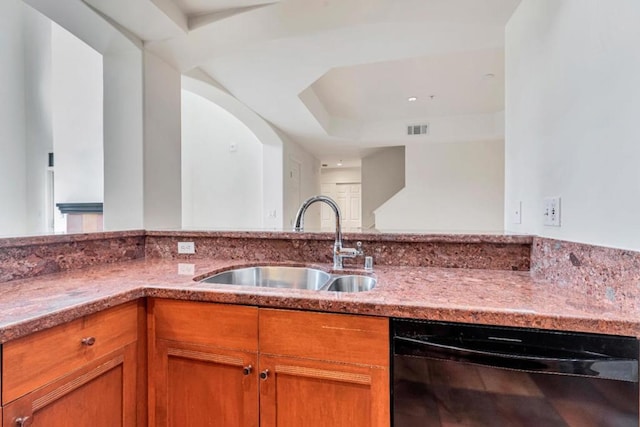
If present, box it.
[259,309,389,367]
[2,301,138,404]
[151,299,258,352]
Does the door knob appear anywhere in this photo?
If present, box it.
[259,369,269,380]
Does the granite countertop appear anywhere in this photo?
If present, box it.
[0,256,637,344]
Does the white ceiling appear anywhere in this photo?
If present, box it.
[83,0,521,164]
[311,49,505,122]
[171,0,277,16]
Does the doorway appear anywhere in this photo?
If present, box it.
[320,182,361,232]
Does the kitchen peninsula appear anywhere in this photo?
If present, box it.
[0,230,638,426]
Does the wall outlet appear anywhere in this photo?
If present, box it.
[543,197,561,226]
[177,241,195,254]
[511,201,522,224]
[177,263,195,275]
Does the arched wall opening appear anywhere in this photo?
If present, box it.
[181,90,264,229]
[182,73,285,230]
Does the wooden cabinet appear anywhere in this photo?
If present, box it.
[149,299,259,427]
[259,309,390,427]
[259,354,389,427]
[149,299,390,427]
[1,301,143,427]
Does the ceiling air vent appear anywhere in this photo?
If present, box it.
[407,124,429,136]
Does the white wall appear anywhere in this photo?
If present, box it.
[24,7,54,234]
[262,142,284,230]
[143,51,182,229]
[376,140,504,232]
[0,0,27,236]
[25,0,148,232]
[3,0,186,233]
[102,48,144,231]
[361,147,405,229]
[359,112,504,144]
[51,23,104,232]
[182,90,263,229]
[505,0,640,250]
[320,167,361,185]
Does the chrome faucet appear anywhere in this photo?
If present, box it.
[293,195,362,269]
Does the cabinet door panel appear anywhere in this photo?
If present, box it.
[259,355,389,427]
[153,339,258,427]
[3,343,137,427]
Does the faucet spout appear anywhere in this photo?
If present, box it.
[293,195,355,269]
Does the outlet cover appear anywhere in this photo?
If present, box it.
[512,201,522,224]
[543,197,561,227]
[177,241,195,254]
[177,263,195,275]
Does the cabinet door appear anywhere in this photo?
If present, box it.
[259,354,389,427]
[152,339,258,427]
[2,343,137,427]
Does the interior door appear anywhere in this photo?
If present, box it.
[320,183,336,231]
[285,158,302,229]
[337,183,361,231]
[320,183,361,232]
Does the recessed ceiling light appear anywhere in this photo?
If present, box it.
[407,96,417,102]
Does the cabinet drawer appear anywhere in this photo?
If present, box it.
[2,301,138,404]
[259,309,389,367]
[151,299,258,352]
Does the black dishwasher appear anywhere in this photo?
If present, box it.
[392,319,639,427]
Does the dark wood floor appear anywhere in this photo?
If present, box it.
[394,356,638,427]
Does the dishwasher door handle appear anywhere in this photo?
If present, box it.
[394,336,638,382]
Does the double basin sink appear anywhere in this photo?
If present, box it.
[200,265,376,293]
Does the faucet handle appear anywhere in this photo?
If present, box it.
[356,241,364,256]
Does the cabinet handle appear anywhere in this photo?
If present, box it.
[259,369,269,380]
[15,416,30,427]
[81,336,96,346]
[243,365,253,375]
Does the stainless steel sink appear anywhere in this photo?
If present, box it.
[325,275,377,292]
[200,266,331,290]
[199,265,376,293]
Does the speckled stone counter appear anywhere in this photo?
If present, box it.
[0,256,637,344]
[0,230,146,283]
[0,230,638,345]
[145,230,533,270]
[0,230,532,286]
